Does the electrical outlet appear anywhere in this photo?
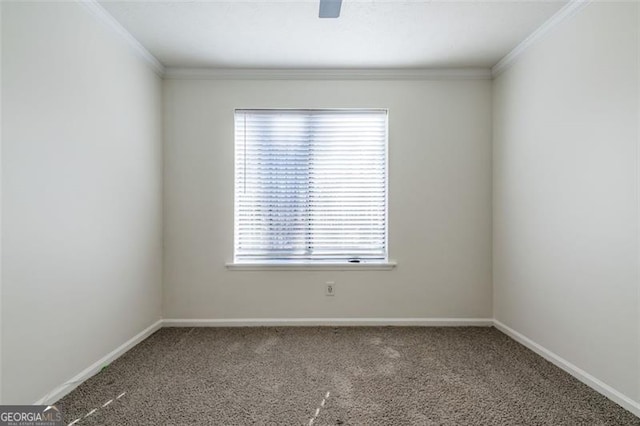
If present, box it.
[325,281,335,296]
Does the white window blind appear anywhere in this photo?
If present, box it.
[234,109,388,263]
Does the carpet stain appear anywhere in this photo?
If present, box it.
[227,341,243,352]
[254,336,279,354]
[369,337,383,346]
[408,408,437,425]
[377,362,396,376]
[331,373,355,409]
[346,365,365,377]
[382,347,401,359]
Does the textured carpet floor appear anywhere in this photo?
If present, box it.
[57,327,639,425]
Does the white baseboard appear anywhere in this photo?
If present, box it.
[162,318,494,327]
[493,320,640,418]
[34,319,163,405]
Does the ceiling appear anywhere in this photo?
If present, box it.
[98,0,568,69]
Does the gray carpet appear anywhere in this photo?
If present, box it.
[56,327,639,425]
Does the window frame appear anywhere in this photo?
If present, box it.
[229,108,395,270]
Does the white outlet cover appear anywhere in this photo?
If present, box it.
[326,282,335,296]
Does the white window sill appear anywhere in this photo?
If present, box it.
[225,260,397,271]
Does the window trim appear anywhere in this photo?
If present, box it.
[231,108,391,266]
[225,260,397,271]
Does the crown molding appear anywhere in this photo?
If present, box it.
[73,0,593,81]
[163,67,492,81]
[77,0,165,75]
[492,0,591,77]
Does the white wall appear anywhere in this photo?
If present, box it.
[1,2,163,404]
[163,78,492,320]
[493,1,640,405]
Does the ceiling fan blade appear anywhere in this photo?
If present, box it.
[319,0,342,18]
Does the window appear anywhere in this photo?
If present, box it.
[234,109,388,264]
